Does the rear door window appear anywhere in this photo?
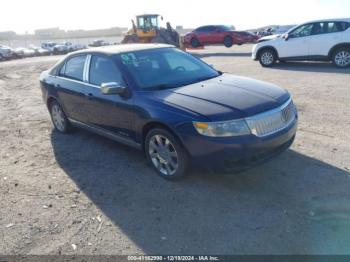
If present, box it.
[60,55,87,81]
[327,22,350,33]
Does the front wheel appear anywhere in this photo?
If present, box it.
[145,128,188,180]
[49,101,70,133]
[332,47,350,68]
[259,49,277,67]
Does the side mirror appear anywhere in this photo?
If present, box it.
[101,82,126,95]
[282,33,289,41]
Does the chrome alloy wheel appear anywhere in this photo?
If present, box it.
[261,51,274,65]
[51,104,65,132]
[335,50,350,67]
[148,134,179,176]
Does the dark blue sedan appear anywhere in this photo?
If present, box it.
[40,44,297,179]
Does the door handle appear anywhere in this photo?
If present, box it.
[55,84,61,88]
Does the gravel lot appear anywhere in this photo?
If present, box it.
[0,45,350,255]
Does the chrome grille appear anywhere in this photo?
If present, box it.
[245,99,296,137]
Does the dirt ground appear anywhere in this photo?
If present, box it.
[0,45,350,255]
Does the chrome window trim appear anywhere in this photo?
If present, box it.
[55,75,101,89]
[83,54,92,83]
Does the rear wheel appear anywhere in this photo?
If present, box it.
[258,48,277,67]
[145,128,188,180]
[49,101,70,133]
[332,47,350,68]
[0,54,4,61]
[223,36,233,48]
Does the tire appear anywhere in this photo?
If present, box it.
[49,100,70,133]
[190,38,200,48]
[223,36,233,48]
[332,47,350,68]
[145,128,188,180]
[258,48,277,67]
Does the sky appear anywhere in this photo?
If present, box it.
[1,0,349,34]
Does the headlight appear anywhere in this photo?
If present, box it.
[193,119,251,137]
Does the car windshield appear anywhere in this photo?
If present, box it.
[118,48,220,90]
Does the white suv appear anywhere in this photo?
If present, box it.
[252,18,350,68]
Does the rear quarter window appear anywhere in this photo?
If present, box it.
[339,22,350,31]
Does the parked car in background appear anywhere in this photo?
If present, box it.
[40,44,297,180]
[252,18,350,68]
[62,42,87,52]
[184,25,241,48]
[12,48,25,59]
[0,45,13,61]
[257,28,274,37]
[14,47,35,57]
[53,43,69,55]
[41,42,57,54]
[235,31,260,45]
[89,40,110,47]
[29,45,50,56]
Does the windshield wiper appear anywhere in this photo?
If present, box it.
[144,83,180,90]
[182,74,220,86]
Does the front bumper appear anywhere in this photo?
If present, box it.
[1,52,12,58]
[251,44,258,60]
[178,118,297,172]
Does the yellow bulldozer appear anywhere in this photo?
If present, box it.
[121,14,180,47]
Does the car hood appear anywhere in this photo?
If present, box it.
[151,74,290,121]
[258,34,281,42]
[1,47,12,52]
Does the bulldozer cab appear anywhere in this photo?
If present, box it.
[136,14,161,30]
[135,14,162,38]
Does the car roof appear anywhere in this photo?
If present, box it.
[136,14,160,17]
[303,18,350,24]
[72,43,174,56]
[196,25,228,28]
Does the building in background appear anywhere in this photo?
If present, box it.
[34,28,64,38]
